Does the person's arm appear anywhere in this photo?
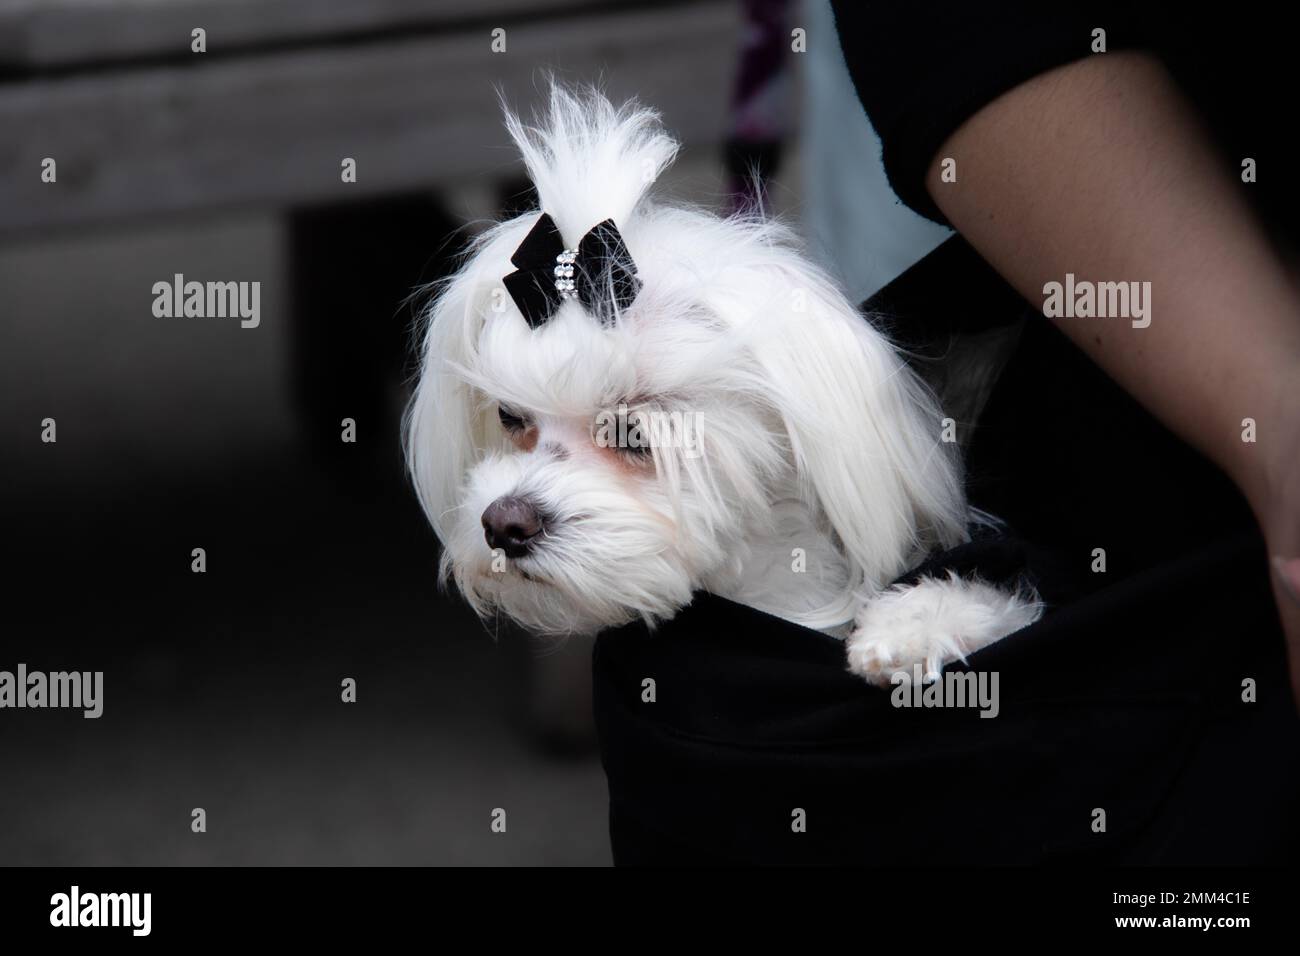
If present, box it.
[924,51,1300,697]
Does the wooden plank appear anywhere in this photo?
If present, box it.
[0,2,740,238]
[0,0,633,70]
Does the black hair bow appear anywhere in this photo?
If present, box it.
[503,213,641,329]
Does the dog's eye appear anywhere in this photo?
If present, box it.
[618,440,654,462]
[498,405,529,433]
[614,410,655,462]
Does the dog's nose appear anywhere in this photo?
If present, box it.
[482,496,544,557]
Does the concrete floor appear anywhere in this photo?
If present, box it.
[1,458,612,866]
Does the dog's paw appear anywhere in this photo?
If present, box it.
[846,575,1043,687]
[846,616,957,687]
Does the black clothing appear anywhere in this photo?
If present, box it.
[593,240,1300,865]
[829,2,1296,244]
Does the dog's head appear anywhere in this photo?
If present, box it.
[406,87,965,635]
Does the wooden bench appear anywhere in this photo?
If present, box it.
[0,0,739,238]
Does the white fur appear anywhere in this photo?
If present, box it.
[846,574,1044,686]
[405,86,1042,683]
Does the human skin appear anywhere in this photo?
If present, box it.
[923,51,1300,701]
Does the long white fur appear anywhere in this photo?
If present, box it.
[405,85,1042,682]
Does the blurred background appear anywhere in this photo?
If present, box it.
[0,0,947,865]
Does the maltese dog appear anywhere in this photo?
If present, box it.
[405,86,1042,685]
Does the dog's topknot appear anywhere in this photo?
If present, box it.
[503,84,680,243]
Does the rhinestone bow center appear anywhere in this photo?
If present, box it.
[553,249,578,301]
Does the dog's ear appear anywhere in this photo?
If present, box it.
[404,257,497,545]
[741,271,968,588]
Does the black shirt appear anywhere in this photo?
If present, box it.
[829,2,1295,245]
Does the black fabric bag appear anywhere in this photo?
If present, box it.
[592,238,1300,865]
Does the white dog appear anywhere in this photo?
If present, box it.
[405,87,1041,685]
